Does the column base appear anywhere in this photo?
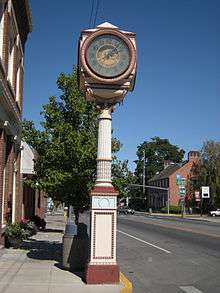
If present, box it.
[86,264,119,284]
[90,185,119,195]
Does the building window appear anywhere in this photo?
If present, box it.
[38,192,41,209]
[15,47,23,109]
[0,2,5,60]
[16,65,20,99]
[7,17,16,85]
[2,165,6,227]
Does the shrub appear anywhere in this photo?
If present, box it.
[29,215,46,230]
[5,223,30,240]
[20,219,37,236]
[160,205,182,214]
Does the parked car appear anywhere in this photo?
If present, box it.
[118,206,134,215]
[209,209,220,217]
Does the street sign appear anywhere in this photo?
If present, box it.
[195,191,200,202]
[177,175,186,197]
[201,186,210,198]
[179,185,186,197]
[176,174,182,185]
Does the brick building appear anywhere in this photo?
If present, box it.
[148,151,200,210]
[0,0,32,243]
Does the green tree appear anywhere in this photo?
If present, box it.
[22,69,98,208]
[134,137,185,185]
[112,159,135,199]
[191,140,220,208]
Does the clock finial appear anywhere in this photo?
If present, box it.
[96,22,119,29]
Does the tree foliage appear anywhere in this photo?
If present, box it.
[112,159,135,199]
[22,69,98,207]
[134,136,185,184]
[191,140,220,207]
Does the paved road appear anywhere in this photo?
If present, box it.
[117,214,220,293]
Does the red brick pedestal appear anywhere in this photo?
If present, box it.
[85,185,119,284]
[86,264,119,284]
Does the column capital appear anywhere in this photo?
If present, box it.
[96,105,114,115]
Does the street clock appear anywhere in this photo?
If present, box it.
[77,23,137,284]
[78,22,137,104]
[80,30,136,82]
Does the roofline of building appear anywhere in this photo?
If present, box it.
[148,164,181,182]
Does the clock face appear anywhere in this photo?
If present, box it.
[86,34,130,78]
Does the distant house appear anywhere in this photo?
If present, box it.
[21,142,47,220]
[148,151,200,210]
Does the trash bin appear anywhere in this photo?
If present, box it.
[62,206,77,270]
[62,220,77,269]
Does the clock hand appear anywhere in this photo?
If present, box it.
[97,48,118,63]
[100,54,109,61]
[108,48,118,57]
[101,50,113,60]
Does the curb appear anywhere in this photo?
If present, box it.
[120,272,133,293]
[134,211,217,223]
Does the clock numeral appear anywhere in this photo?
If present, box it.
[122,54,129,62]
[112,39,117,46]
[116,44,123,51]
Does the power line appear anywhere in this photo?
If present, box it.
[97,0,104,23]
[129,184,168,191]
[93,0,100,27]
[89,0,95,28]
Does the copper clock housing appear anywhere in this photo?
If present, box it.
[80,29,136,84]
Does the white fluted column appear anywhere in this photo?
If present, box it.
[96,107,113,186]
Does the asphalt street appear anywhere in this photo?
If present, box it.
[79,212,220,293]
[117,214,220,293]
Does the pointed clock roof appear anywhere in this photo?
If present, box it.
[82,22,135,36]
[97,22,135,36]
[97,22,119,29]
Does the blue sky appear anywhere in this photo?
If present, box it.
[24,0,220,170]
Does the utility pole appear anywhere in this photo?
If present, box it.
[143,149,145,196]
[167,189,170,215]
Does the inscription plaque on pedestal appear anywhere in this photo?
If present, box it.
[92,196,117,209]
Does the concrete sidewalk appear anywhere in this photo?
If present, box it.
[0,215,124,293]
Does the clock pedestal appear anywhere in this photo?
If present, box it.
[86,107,119,284]
[78,21,136,284]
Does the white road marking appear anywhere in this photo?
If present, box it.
[180,286,203,293]
[117,229,171,254]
